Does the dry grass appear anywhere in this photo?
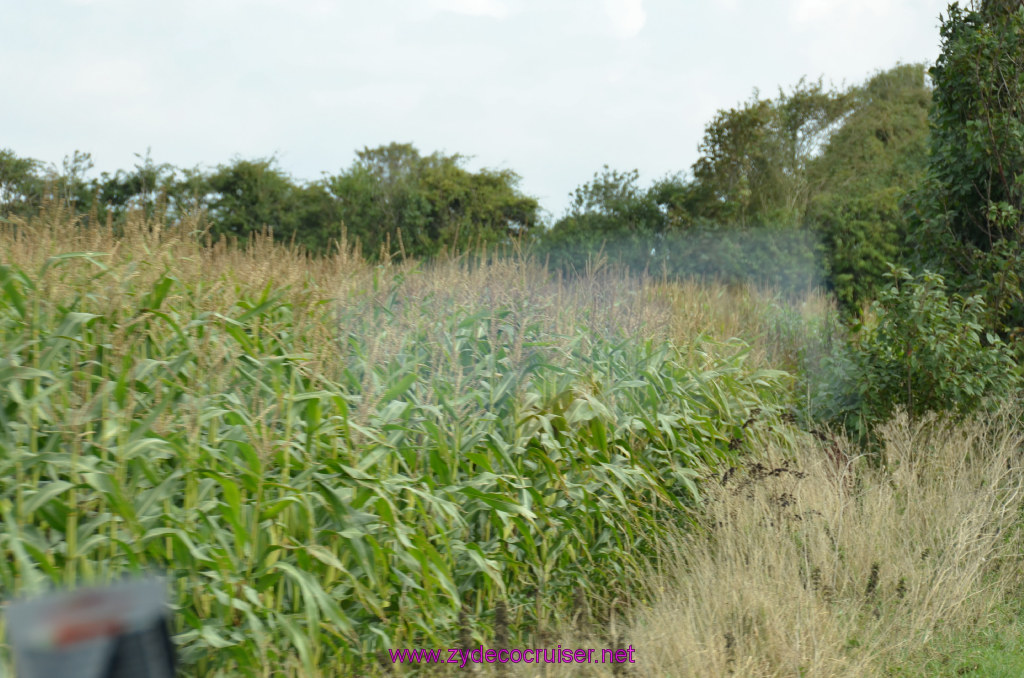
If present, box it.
[642,277,837,372]
[527,409,1024,678]
[1,204,830,376]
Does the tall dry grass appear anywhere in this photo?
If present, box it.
[532,409,1024,677]
[1,205,831,375]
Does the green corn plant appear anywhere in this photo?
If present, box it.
[0,242,800,675]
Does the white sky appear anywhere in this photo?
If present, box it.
[3,0,951,220]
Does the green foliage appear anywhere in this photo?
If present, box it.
[806,63,932,312]
[325,142,540,260]
[648,173,705,230]
[886,601,1024,677]
[206,157,303,240]
[0,144,540,262]
[51,150,97,214]
[537,69,931,300]
[535,79,853,281]
[89,150,188,226]
[809,188,906,310]
[566,166,661,227]
[536,166,667,272]
[908,1,1024,338]
[536,166,825,292]
[0,149,44,219]
[817,266,1018,444]
[0,149,108,222]
[204,156,342,253]
[691,78,852,228]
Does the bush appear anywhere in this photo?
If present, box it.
[818,266,1019,445]
[907,1,1024,339]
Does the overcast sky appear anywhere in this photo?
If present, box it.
[4,0,952,220]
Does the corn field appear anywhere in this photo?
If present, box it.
[0,208,803,675]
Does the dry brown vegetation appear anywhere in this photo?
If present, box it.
[531,410,1024,678]
[1,203,833,371]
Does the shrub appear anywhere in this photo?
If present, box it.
[907,1,1024,339]
[818,265,1019,445]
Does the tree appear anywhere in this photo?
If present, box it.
[205,157,308,244]
[87,149,181,227]
[690,96,773,226]
[47,150,96,214]
[648,174,703,230]
[0,149,44,218]
[690,79,852,227]
[537,166,668,273]
[324,143,539,259]
[806,63,932,312]
[537,164,825,290]
[908,0,1024,338]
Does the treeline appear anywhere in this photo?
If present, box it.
[541,62,932,308]
[5,0,1024,339]
[0,143,540,260]
[0,62,932,311]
